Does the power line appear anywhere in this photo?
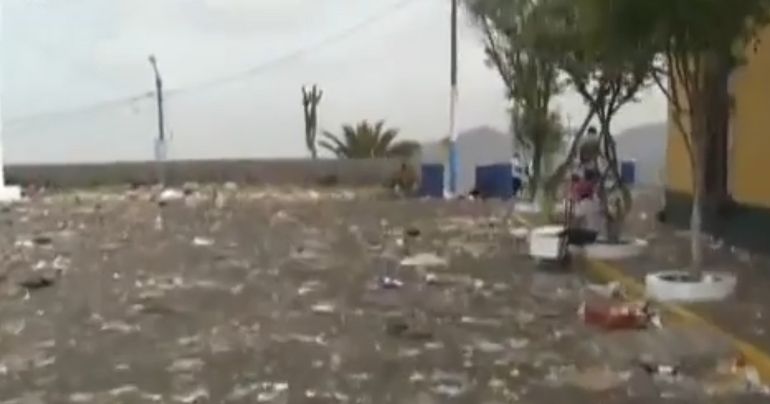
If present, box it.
[6,92,154,128]
[5,0,418,127]
[167,0,418,97]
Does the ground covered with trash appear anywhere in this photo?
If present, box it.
[0,186,766,403]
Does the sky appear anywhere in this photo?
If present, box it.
[1,0,667,163]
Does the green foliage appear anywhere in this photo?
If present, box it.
[466,0,565,198]
[319,120,420,159]
[610,0,770,268]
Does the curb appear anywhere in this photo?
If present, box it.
[513,213,770,383]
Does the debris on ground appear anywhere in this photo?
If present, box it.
[404,227,421,238]
[379,276,404,290]
[158,188,185,202]
[0,187,765,402]
[17,274,56,291]
[585,281,624,299]
[564,366,632,392]
[579,296,654,330]
[400,253,448,268]
[192,237,214,247]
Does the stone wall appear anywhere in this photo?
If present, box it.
[5,159,403,188]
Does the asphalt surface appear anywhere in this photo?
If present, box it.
[0,186,764,403]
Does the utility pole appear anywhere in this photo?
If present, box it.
[148,54,166,185]
[447,0,459,196]
[0,2,21,202]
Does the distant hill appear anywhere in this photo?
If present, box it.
[416,122,666,192]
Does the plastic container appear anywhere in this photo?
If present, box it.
[620,160,636,185]
[475,163,514,199]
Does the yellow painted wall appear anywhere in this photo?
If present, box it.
[665,107,693,193]
[666,27,770,208]
[730,27,770,208]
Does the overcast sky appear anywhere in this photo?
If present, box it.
[1,0,666,163]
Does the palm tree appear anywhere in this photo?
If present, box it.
[319,120,420,159]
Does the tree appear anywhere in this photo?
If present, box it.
[302,85,323,159]
[530,0,657,242]
[319,120,420,159]
[510,106,566,186]
[612,0,770,271]
[466,0,565,200]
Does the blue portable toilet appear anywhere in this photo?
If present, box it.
[620,160,636,185]
[475,163,514,199]
[419,164,445,198]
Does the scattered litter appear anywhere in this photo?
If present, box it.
[69,392,96,403]
[385,318,432,340]
[474,339,505,353]
[409,372,426,382]
[159,189,185,202]
[507,337,530,350]
[431,371,468,398]
[585,281,623,299]
[18,274,56,291]
[100,320,139,333]
[256,382,289,403]
[192,237,214,247]
[639,362,679,379]
[579,297,653,330]
[173,387,209,403]
[379,276,404,289]
[400,253,448,268]
[405,227,421,237]
[565,367,631,392]
[168,358,205,373]
[297,280,323,295]
[1,319,26,335]
[108,385,140,397]
[510,227,530,239]
[311,303,336,314]
[32,235,53,246]
[460,316,502,327]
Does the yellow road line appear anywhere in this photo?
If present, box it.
[513,212,770,383]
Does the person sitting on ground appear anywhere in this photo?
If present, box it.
[392,162,417,194]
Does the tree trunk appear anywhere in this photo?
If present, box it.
[704,54,733,212]
[530,136,544,201]
[690,143,706,271]
[689,98,710,274]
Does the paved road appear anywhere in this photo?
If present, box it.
[0,187,762,403]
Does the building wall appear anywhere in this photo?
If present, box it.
[664,27,770,253]
[5,159,403,189]
[730,27,770,208]
[666,27,770,207]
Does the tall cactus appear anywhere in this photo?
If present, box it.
[302,85,323,159]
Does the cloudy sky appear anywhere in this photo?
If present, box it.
[1,0,666,163]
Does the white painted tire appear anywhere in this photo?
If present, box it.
[582,239,648,260]
[645,270,737,302]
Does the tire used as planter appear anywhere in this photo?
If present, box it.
[579,238,648,260]
[645,270,737,302]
